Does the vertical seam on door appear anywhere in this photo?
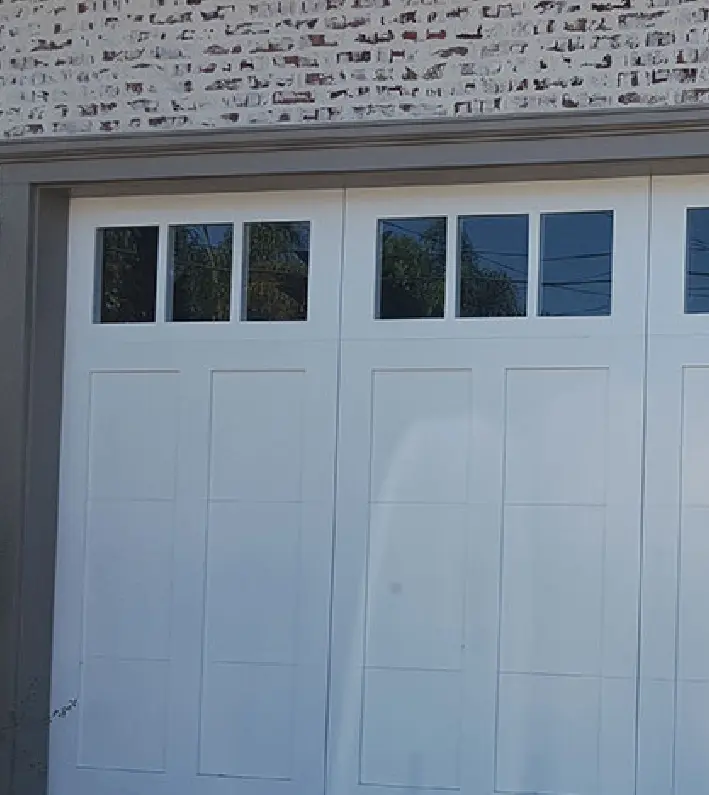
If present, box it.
[634,175,653,795]
[671,370,685,795]
[323,187,348,795]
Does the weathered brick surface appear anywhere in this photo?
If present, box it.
[1,0,708,137]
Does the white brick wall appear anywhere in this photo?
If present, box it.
[1,0,708,138]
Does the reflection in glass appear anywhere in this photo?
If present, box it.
[377,217,446,319]
[96,226,159,323]
[686,208,709,314]
[539,211,613,317]
[458,215,528,317]
[169,224,233,322]
[243,222,310,321]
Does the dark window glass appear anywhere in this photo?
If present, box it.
[243,221,310,321]
[686,208,709,314]
[168,224,233,322]
[96,226,159,323]
[539,211,613,317]
[377,217,446,319]
[458,214,528,317]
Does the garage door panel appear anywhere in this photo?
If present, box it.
[78,657,170,773]
[208,370,306,503]
[361,668,462,791]
[66,192,344,342]
[173,356,336,794]
[56,181,655,795]
[86,369,180,500]
[636,176,709,794]
[503,366,609,506]
[83,500,175,661]
[331,181,647,795]
[368,368,472,505]
[342,179,649,342]
[642,342,709,794]
[331,345,643,795]
[53,193,343,795]
[499,504,606,677]
[364,503,468,671]
[50,766,176,795]
[55,356,339,795]
[199,662,294,780]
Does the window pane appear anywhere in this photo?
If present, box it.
[458,215,528,317]
[97,226,159,323]
[377,217,446,319]
[539,211,613,317]
[243,222,310,321]
[169,224,233,322]
[686,208,709,314]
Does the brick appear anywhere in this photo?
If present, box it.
[0,0,708,137]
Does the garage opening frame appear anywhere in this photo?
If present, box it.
[4,105,709,794]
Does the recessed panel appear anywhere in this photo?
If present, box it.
[365,504,466,671]
[504,368,608,505]
[96,226,159,324]
[496,673,599,795]
[209,370,305,502]
[78,659,169,772]
[675,682,709,795]
[600,678,637,795]
[678,507,709,681]
[377,217,446,319]
[681,367,709,506]
[205,502,300,665]
[458,214,528,317]
[370,369,471,504]
[500,505,604,676]
[168,223,233,322]
[199,663,294,780]
[360,668,461,790]
[242,221,310,322]
[88,371,179,501]
[637,680,674,795]
[84,501,174,660]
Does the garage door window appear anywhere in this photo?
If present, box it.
[376,217,447,319]
[685,207,709,314]
[242,221,310,322]
[168,223,233,322]
[538,210,614,317]
[458,214,529,318]
[95,226,159,324]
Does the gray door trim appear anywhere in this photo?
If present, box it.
[2,106,709,794]
[0,182,70,795]
[4,107,709,186]
[2,106,709,167]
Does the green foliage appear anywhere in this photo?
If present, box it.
[459,231,523,317]
[245,222,309,321]
[380,223,446,318]
[171,224,233,322]
[380,219,521,318]
[101,227,158,322]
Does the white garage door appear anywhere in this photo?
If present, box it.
[638,177,709,795]
[329,181,648,795]
[52,178,664,795]
[51,191,345,795]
